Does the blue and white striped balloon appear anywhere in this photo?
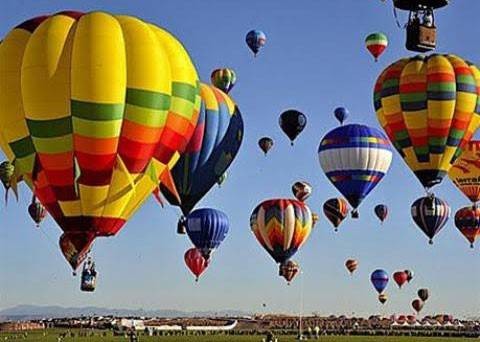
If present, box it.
[318,124,392,217]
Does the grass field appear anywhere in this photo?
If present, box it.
[0,330,474,342]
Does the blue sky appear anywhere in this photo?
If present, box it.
[0,0,479,318]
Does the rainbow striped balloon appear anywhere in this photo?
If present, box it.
[0,11,201,269]
[374,55,480,191]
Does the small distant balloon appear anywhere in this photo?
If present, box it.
[418,288,429,302]
[211,68,237,94]
[378,293,388,305]
[393,271,408,289]
[405,270,414,283]
[412,299,424,314]
[28,199,47,228]
[184,248,209,282]
[246,29,266,56]
[371,269,389,294]
[365,32,388,62]
[411,195,450,244]
[345,259,358,275]
[334,107,349,125]
[454,205,480,248]
[292,181,312,202]
[258,137,274,156]
[279,110,307,146]
[279,260,300,284]
[323,198,349,231]
[374,204,388,224]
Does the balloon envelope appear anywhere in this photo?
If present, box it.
[279,110,307,145]
[412,299,424,313]
[371,269,389,294]
[365,32,388,61]
[454,206,480,248]
[318,124,392,216]
[161,83,243,215]
[246,30,266,56]
[184,247,209,281]
[211,68,237,94]
[334,107,349,124]
[258,137,274,155]
[393,271,408,288]
[292,181,312,202]
[323,198,349,230]
[345,259,358,274]
[418,288,429,302]
[185,208,229,259]
[250,198,313,264]
[449,140,480,203]
[374,54,480,190]
[374,204,388,223]
[411,196,450,244]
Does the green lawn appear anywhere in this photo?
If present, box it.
[0,330,474,341]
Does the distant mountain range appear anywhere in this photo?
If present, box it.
[0,305,250,321]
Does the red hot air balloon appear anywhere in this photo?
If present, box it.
[393,271,408,288]
[184,248,209,281]
[59,232,95,275]
[454,206,480,248]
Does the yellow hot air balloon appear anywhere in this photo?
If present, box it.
[449,140,480,204]
[374,54,480,191]
[0,11,201,270]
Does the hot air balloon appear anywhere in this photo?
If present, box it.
[279,110,307,146]
[28,197,47,227]
[454,206,480,248]
[246,29,266,57]
[371,269,389,294]
[448,140,480,204]
[258,137,274,156]
[411,195,450,244]
[318,124,393,218]
[405,270,414,283]
[323,198,349,231]
[160,83,243,226]
[334,107,349,125]
[184,247,209,281]
[250,199,313,282]
[378,293,388,305]
[210,68,237,94]
[418,288,429,302]
[345,259,358,275]
[393,271,408,288]
[312,213,320,226]
[374,204,388,224]
[0,161,17,202]
[412,299,424,313]
[185,208,229,260]
[59,231,95,275]
[217,173,227,187]
[365,32,388,62]
[279,260,300,284]
[0,12,201,273]
[374,55,480,192]
[292,181,312,202]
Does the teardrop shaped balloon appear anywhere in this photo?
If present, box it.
[411,196,450,244]
[374,204,388,223]
[184,247,209,281]
[279,260,300,284]
[246,30,266,56]
[160,83,243,216]
[59,232,95,273]
[334,107,349,125]
[374,55,480,191]
[323,198,349,231]
[211,68,237,94]
[448,140,480,203]
[417,288,429,302]
[291,181,312,202]
[185,208,229,260]
[279,110,307,146]
[454,205,480,248]
[345,259,358,275]
[250,198,313,267]
[393,271,408,288]
[405,269,414,283]
[217,172,227,187]
[0,11,201,271]
[28,199,47,227]
[365,32,388,62]
[318,124,392,218]
[371,269,389,294]
[412,299,424,313]
[0,161,14,191]
[258,137,274,156]
[378,293,388,305]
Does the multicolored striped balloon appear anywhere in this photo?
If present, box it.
[454,206,480,248]
[0,11,201,270]
[323,198,349,231]
[365,32,388,62]
[411,195,450,244]
[374,55,480,190]
[250,199,313,266]
[318,124,393,218]
[161,83,243,216]
[210,68,237,94]
[448,140,480,203]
